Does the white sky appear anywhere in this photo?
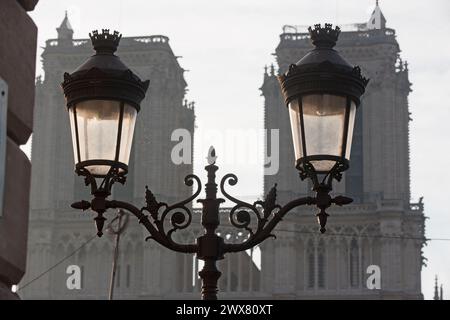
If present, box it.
[23,0,450,300]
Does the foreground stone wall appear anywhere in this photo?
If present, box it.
[0,0,38,300]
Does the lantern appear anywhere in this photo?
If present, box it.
[278,24,369,180]
[62,29,149,178]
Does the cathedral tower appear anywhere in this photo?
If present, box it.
[260,2,425,299]
[21,14,195,299]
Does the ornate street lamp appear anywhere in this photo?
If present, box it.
[63,25,368,300]
[278,23,369,230]
[62,29,148,235]
[62,29,149,179]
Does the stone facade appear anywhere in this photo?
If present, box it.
[260,6,426,299]
[0,0,38,300]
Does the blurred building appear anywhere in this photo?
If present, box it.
[159,3,426,300]
[260,2,426,299]
[0,0,39,300]
[147,2,427,300]
[21,13,195,299]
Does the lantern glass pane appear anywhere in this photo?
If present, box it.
[345,101,357,160]
[68,106,79,164]
[288,98,303,161]
[302,94,347,172]
[74,100,121,176]
[118,104,137,165]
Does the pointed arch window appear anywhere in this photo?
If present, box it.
[126,264,131,288]
[317,240,326,289]
[77,246,86,290]
[116,265,121,288]
[350,238,360,287]
[307,240,315,289]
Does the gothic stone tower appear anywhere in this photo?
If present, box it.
[21,14,195,299]
[261,4,426,299]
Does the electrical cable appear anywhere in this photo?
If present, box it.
[268,229,450,241]
[17,234,97,292]
[15,224,449,292]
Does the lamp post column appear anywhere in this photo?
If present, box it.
[197,160,225,300]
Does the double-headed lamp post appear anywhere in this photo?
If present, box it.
[62,25,368,300]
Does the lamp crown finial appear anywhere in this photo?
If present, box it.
[308,23,341,49]
[89,29,122,54]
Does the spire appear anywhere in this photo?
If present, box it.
[367,0,386,30]
[57,11,74,42]
[434,275,440,300]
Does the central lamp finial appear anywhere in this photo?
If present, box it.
[207,146,217,165]
[308,23,341,49]
[89,29,122,54]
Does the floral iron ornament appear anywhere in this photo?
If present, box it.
[71,148,352,300]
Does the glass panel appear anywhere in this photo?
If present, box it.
[118,104,137,165]
[310,160,336,172]
[345,101,357,160]
[75,100,121,176]
[345,105,363,203]
[68,106,79,164]
[288,99,303,161]
[302,94,347,172]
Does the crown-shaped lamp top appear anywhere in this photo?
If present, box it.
[308,23,341,49]
[89,29,122,54]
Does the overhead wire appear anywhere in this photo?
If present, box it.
[17,234,97,292]
[15,220,449,292]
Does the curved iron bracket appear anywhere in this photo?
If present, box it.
[221,174,315,253]
[70,148,354,300]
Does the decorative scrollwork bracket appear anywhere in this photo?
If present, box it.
[71,147,353,300]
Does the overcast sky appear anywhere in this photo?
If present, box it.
[25,0,450,300]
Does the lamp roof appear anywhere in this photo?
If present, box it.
[61,29,149,111]
[296,24,352,69]
[278,23,369,106]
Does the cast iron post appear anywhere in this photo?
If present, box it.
[197,159,225,300]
